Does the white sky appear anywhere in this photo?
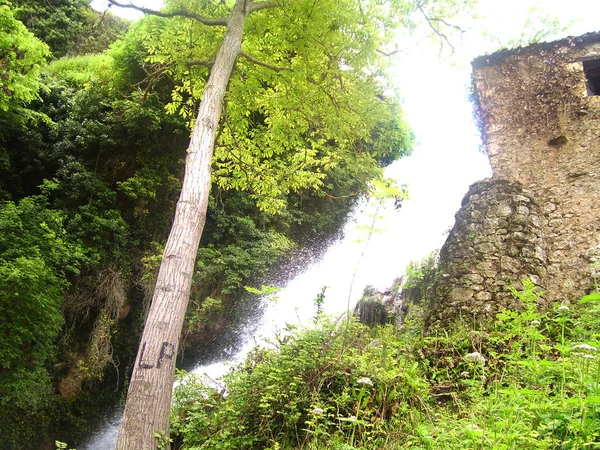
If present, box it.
[90,0,600,291]
[89,0,600,297]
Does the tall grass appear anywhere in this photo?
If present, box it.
[170,282,600,449]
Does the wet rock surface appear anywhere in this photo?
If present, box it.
[355,281,402,326]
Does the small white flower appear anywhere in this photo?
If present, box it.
[348,416,357,423]
[465,352,486,364]
[465,424,482,432]
[531,320,541,326]
[572,344,598,352]
[312,407,324,415]
[557,305,570,312]
[357,377,374,386]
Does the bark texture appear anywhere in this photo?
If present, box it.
[116,1,249,448]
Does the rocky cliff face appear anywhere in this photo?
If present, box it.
[355,282,403,326]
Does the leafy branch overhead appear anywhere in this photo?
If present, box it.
[109,0,276,24]
[108,0,470,213]
[0,5,49,111]
[123,1,413,212]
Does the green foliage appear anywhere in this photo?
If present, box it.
[414,282,600,449]
[46,53,114,85]
[0,4,49,112]
[196,216,294,294]
[0,195,92,448]
[0,256,63,369]
[508,6,571,46]
[244,285,282,296]
[55,441,75,450]
[10,0,128,58]
[72,7,130,56]
[172,280,600,449]
[11,0,87,57]
[400,251,439,335]
[131,0,415,214]
[403,252,439,293]
[171,318,429,449]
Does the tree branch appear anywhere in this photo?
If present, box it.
[248,1,278,14]
[415,3,465,53]
[107,0,229,26]
[427,16,465,34]
[239,51,288,72]
[377,46,402,57]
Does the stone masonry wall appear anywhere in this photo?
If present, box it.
[428,179,548,324]
[428,34,600,325]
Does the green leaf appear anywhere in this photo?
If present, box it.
[579,293,600,304]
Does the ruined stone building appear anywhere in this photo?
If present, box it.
[427,33,600,324]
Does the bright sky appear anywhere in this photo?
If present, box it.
[89,0,600,294]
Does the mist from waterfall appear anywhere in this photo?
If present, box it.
[83,38,492,449]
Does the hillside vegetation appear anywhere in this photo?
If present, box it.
[0,0,413,447]
[170,273,600,449]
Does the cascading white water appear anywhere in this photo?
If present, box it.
[83,144,490,449]
[83,33,493,448]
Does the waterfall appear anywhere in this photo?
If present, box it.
[83,39,492,449]
[83,143,490,448]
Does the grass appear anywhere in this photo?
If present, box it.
[170,281,600,449]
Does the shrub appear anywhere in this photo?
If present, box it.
[172,318,429,449]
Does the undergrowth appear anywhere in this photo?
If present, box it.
[171,281,600,449]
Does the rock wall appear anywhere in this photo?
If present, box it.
[428,34,600,326]
[355,282,402,326]
[427,179,547,324]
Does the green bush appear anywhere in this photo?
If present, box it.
[172,280,600,450]
[0,196,91,448]
[172,318,429,449]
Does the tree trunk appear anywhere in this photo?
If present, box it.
[116,2,248,448]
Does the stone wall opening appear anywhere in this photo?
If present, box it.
[583,59,600,95]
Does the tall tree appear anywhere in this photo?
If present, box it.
[108,0,470,447]
[113,2,252,448]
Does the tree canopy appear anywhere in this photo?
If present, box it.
[0,0,476,447]
[120,0,413,213]
[0,4,48,112]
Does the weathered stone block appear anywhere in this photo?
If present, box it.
[448,287,475,303]
[475,291,493,301]
[463,273,484,284]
